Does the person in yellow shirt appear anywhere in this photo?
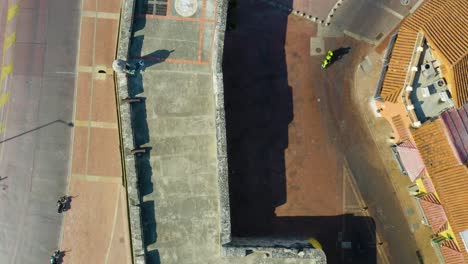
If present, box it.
[321,59,329,69]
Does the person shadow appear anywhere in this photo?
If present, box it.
[141,49,175,68]
[62,195,78,211]
[130,34,175,69]
[55,249,69,264]
[329,47,352,66]
[128,36,175,96]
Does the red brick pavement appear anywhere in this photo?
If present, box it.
[60,0,132,263]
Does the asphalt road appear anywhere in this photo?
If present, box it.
[316,31,422,264]
[0,0,80,263]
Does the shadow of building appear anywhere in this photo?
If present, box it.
[222,1,377,263]
[223,0,293,239]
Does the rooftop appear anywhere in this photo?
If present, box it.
[440,104,468,164]
[379,0,468,107]
[412,119,468,261]
[409,42,454,122]
[394,142,425,182]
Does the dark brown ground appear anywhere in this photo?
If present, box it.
[222,1,375,263]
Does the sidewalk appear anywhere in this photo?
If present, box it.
[353,49,439,263]
[59,0,132,263]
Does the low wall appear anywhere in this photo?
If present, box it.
[212,0,232,247]
[374,32,398,101]
[115,1,147,264]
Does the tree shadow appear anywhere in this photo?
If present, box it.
[222,0,292,239]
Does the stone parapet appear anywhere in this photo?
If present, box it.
[115,1,147,263]
[212,0,231,247]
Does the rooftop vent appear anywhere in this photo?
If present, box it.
[421,63,436,79]
[434,78,446,90]
[439,91,449,102]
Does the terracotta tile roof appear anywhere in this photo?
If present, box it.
[391,115,410,142]
[439,222,449,234]
[441,104,468,163]
[421,1,468,66]
[380,29,418,103]
[420,197,448,233]
[381,0,468,105]
[403,0,468,66]
[412,120,460,173]
[398,141,416,148]
[440,240,465,264]
[395,144,425,182]
[402,0,446,32]
[419,192,440,205]
[421,174,437,193]
[453,57,468,107]
[412,119,468,261]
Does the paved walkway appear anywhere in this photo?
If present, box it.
[59,0,132,263]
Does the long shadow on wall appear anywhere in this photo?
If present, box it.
[130,2,159,262]
[222,0,293,237]
[136,151,159,263]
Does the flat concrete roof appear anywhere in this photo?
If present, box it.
[410,43,454,122]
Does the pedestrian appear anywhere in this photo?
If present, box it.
[113,59,141,75]
[321,59,329,69]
